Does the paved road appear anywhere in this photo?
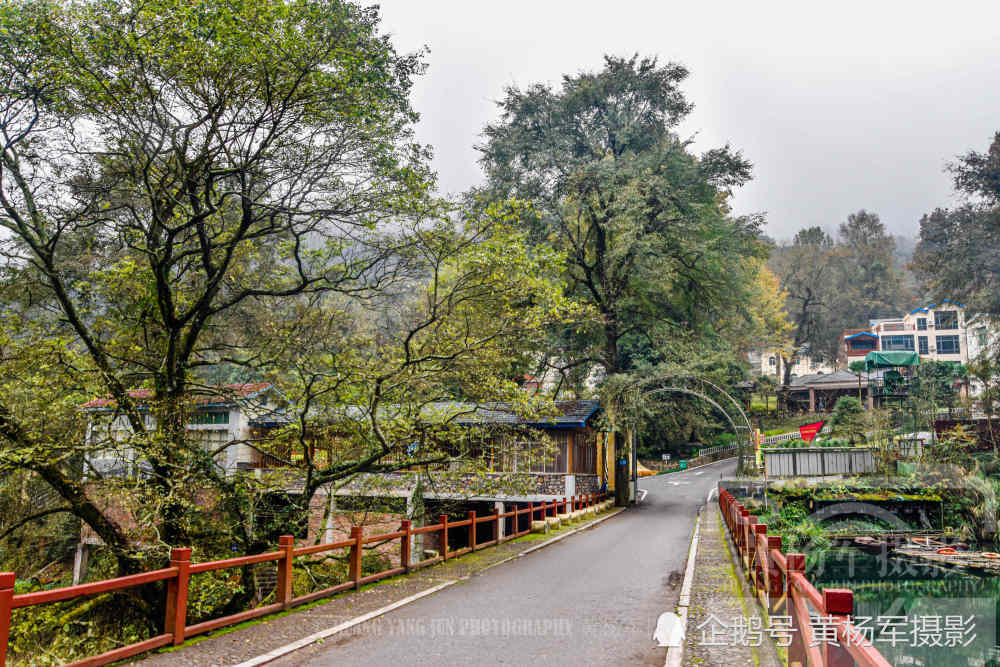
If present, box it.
[293,460,737,667]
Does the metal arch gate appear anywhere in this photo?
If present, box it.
[609,375,754,483]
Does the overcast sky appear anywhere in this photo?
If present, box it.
[370,1,1000,241]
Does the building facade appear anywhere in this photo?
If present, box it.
[748,349,835,381]
[868,300,970,364]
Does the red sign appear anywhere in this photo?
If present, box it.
[799,420,825,442]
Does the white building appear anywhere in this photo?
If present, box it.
[82,382,291,476]
[869,299,970,364]
[748,348,835,382]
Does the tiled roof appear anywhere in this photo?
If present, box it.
[401,400,599,428]
[80,382,273,410]
[451,400,600,427]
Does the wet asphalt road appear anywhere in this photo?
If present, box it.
[301,459,737,667]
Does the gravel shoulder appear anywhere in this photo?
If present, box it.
[682,503,782,667]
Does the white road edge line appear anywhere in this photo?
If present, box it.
[230,580,459,667]
[639,488,649,502]
[231,507,628,666]
[706,487,717,504]
[664,509,702,667]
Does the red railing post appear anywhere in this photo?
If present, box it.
[349,526,363,588]
[401,519,412,572]
[0,572,14,666]
[753,524,767,590]
[164,547,191,646]
[743,512,756,568]
[823,588,854,667]
[468,511,477,550]
[562,496,568,514]
[492,508,500,543]
[786,554,807,667]
[766,535,783,614]
[440,514,449,561]
[276,535,295,609]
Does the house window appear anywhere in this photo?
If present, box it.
[500,432,568,473]
[935,311,958,330]
[768,357,776,367]
[917,318,927,331]
[918,336,929,355]
[977,329,988,348]
[936,335,960,355]
[850,339,875,351]
[882,335,915,352]
[190,411,230,425]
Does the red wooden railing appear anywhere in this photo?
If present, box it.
[0,492,609,666]
[718,487,892,667]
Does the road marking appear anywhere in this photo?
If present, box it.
[230,580,459,667]
[664,511,702,667]
[639,488,649,502]
[706,487,717,503]
[694,471,705,476]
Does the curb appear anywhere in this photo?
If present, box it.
[230,506,626,666]
[664,507,702,667]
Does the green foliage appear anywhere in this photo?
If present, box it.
[914,132,1000,318]
[831,396,865,444]
[761,503,830,568]
[475,54,769,393]
[769,213,914,372]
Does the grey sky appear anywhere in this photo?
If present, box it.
[371,0,1000,241]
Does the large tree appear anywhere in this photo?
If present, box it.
[914,132,1000,321]
[0,0,445,571]
[770,213,914,378]
[835,209,911,326]
[768,226,840,381]
[475,55,769,391]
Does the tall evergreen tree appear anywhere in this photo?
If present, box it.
[475,55,769,389]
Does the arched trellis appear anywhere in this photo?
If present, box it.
[605,374,754,476]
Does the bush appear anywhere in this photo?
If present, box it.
[831,396,865,444]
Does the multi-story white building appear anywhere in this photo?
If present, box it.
[868,299,970,364]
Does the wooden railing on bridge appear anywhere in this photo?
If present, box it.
[0,493,609,666]
[718,487,892,667]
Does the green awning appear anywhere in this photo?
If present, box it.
[865,351,921,370]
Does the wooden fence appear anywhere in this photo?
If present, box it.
[718,487,892,667]
[0,493,609,666]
